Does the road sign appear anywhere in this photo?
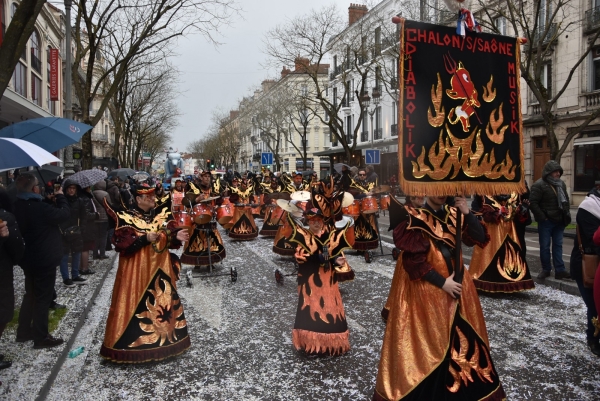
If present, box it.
[261,152,273,165]
[365,149,380,165]
[249,162,252,167]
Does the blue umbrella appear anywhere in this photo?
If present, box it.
[0,117,92,153]
[0,138,61,170]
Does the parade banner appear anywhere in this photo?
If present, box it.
[50,48,59,101]
[398,19,525,197]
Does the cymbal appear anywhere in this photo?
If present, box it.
[276,199,300,214]
[290,190,311,201]
[185,192,198,202]
[198,196,220,203]
[341,192,354,207]
[371,185,391,194]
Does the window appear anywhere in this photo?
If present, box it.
[301,84,308,97]
[375,27,382,56]
[574,140,600,191]
[375,67,382,91]
[530,63,552,103]
[12,62,26,96]
[11,3,26,60]
[495,16,506,35]
[46,86,55,114]
[362,110,368,141]
[333,87,337,108]
[333,56,337,71]
[375,106,382,139]
[31,72,41,105]
[345,81,351,106]
[592,48,600,91]
[30,29,41,73]
[346,115,353,144]
[346,45,351,70]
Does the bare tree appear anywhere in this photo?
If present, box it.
[0,0,46,99]
[71,0,239,168]
[263,3,402,162]
[476,0,600,161]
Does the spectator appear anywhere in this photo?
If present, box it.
[530,160,571,280]
[349,166,359,181]
[0,189,24,370]
[571,184,600,356]
[106,177,122,210]
[59,183,91,287]
[92,182,110,260]
[365,165,378,184]
[14,173,69,348]
[79,186,99,273]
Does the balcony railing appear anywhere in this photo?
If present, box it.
[582,91,600,110]
[391,123,398,137]
[585,6,600,32]
[389,78,398,91]
[92,134,108,143]
[31,53,41,73]
[252,152,261,161]
[374,127,383,140]
[361,131,368,142]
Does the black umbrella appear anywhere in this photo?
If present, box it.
[107,168,135,180]
[36,164,64,184]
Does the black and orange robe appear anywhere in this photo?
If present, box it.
[101,206,190,363]
[374,205,505,401]
[181,184,226,266]
[228,186,258,240]
[470,194,534,293]
[289,219,354,355]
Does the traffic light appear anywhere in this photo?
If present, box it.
[210,160,215,169]
[206,159,211,170]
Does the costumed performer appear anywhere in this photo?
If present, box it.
[181,171,226,267]
[469,193,534,293]
[373,195,506,401]
[228,178,258,240]
[259,177,284,236]
[100,184,191,363]
[381,194,425,322]
[349,168,379,252]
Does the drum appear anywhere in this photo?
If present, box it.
[270,205,285,223]
[216,204,234,225]
[192,203,213,225]
[360,196,378,214]
[172,204,185,213]
[379,195,390,210]
[221,197,231,206]
[342,200,360,217]
[173,211,194,230]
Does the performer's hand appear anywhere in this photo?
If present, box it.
[176,229,190,242]
[295,248,309,263]
[146,232,159,242]
[0,221,8,238]
[442,272,462,299]
[454,196,470,215]
[335,256,346,266]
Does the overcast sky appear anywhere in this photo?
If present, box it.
[169,0,352,151]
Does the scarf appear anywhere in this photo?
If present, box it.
[546,176,568,210]
[16,192,43,201]
[579,194,600,221]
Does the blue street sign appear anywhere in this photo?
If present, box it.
[249,162,252,167]
[365,149,380,165]
[261,152,273,165]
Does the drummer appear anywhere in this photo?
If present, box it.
[348,168,379,253]
[291,171,309,192]
[171,178,185,212]
[181,170,226,268]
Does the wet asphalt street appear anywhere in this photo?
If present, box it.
[1,213,598,400]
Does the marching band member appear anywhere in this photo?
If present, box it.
[180,171,226,267]
[101,184,190,363]
[228,178,258,240]
[348,168,379,252]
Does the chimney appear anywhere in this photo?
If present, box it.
[261,79,276,92]
[281,66,291,78]
[294,57,310,72]
[348,3,368,26]
[230,110,238,120]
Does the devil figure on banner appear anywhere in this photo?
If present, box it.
[371,11,524,400]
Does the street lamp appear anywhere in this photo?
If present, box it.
[63,0,74,176]
[360,87,381,147]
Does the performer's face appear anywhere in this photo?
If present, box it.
[293,176,303,185]
[307,216,324,233]
[358,171,367,180]
[137,194,156,211]
[175,181,182,190]
[427,196,447,209]
[201,174,211,186]
[410,196,425,208]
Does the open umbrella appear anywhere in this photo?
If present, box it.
[37,164,64,184]
[68,169,107,188]
[333,163,351,174]
[0,117,92,153]
[107,168,135,180]
[0,138,61,170]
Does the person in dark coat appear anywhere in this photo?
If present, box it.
[0,189,24,370]
[79,186,99,274]
[14,173,70,348]
[59,183,91,287]
[530,160,571,279]
[570,185,600,357]
[92,181,110,260]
